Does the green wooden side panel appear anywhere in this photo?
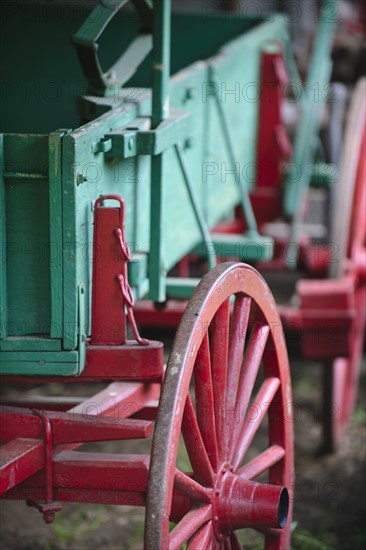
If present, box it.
[1,6,291,373]
[2,134,51,337]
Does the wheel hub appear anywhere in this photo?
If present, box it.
[212,462,289,539]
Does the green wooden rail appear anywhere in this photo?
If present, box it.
[284,0,337,267]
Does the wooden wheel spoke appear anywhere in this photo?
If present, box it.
[169,504,212,550]
[182,395,215,486]
[225,296,251,450]
[194,333,219,470]
[187,520,213,549]
[239,445,285,480]
[229,532,243,550]
[211,298,231,460]
[232,377,281,470]
[174,469,212,503]
[231,324,270,449]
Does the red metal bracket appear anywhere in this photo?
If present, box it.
[26,410,62,523]
[91,195,148,346]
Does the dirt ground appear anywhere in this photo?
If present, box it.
[1,349,365,550]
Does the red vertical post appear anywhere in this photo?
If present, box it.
[91,197,127,345]
[251,42,291,226]
[256,42,291,188]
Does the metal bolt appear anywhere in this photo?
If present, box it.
[76,172,87,186]
[185,87,196,101]
[184,138,193,150]
[44,512,55,524]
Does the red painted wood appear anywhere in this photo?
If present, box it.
[53,451,150,492]
[91,205,126,345]
[173,470,212,504]
[1,342,164,384]
[85,340,164,381]
[225,296,251,450]
[210,298,230,462]
[232,377,281,470]
[181,396,214,487]
[238,445,285,480]
[194,333,218,471]
[298,277,355,310]
[3,485,146,507]
[231,323,270,450]
[0,396,83,411]
[256,47,290,188]
[133,300,186,328]
[131,400,159,421]
[0,438,44,494]
[186,522,214,549]
[169,504,211,550]
[0,406,153,444]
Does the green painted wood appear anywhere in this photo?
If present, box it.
[0,134,6,341]
[310,163,338,188]
[1,351,77,362]
[128,253,148,287]
[0,360,79,376]
[149,0,171,302]
[0,348,79,376]
[193,233,273,263]
[284,0,337,220]
[49,131,68,338]
[0,338,61,352]
[166,278,200,299]
[3,135,51,338]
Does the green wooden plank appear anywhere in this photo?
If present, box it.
[0,338,61,352]
[1,351,77,362]
[49,131,68,338]
[0,134,6,341]
[3,135,51,338]
[193,233,273,263]
[166,277,200,299]
[128,253,148,287]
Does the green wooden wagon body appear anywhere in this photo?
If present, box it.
[1,4,290,375]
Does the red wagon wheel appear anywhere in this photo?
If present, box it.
[145,263,294,549]
[323,78,366,452]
